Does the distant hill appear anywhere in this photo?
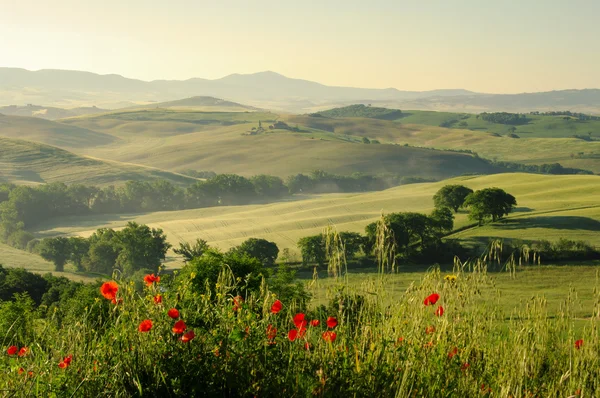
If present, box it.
[136,96,258,111]
[3,67,600,114]
[0,136,198,186]
[315,104,403,120]
[0,104,107,120]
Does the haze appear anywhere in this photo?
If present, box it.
[1,0,599,93]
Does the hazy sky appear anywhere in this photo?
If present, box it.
[1,0,599,93]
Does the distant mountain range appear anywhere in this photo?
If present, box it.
[1,67,600,114]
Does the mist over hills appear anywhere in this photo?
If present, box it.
[1,67,600,114]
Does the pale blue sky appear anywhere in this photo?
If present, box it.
[1,0,598,92]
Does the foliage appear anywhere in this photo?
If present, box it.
[464,188,517,224]
[38,237,71,272]
[173,238,210,263]
[433,185,474,212]
[297,234,326,266]
[315,104,402,120]
[480,112,529,125]
[233,238,280,267]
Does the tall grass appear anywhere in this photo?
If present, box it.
[1,229,599,396]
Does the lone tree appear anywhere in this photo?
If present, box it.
[433,185,474,213]
[234,238,279,267]
[464,188,517,225]
[38,237,71,272]
[297,234,326,266]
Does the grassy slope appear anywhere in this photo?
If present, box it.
[287,114,600,173]
[0,137,198,186]
[33,174,600,266]
[61,110,500,179]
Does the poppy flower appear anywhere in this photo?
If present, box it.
[460,363,470,371]
[424,293,440,306]
[267,324,277,340]
[326,317,338,329]
[425,326,435,334]
[7,345,18,356]
[153,294,162,304]
[100,281,118,301]
[17,347,28,357]
[435,306,444,316]
[18,367,24,374]
[304,342,311,350]
[448,347,458,359]
[143,274,160,287]
[575,339,584,349]
[58,361,67,369]
[271,300,283,314]
[167,308,180,319]
[138,319,153,332]
[293,313,307,329]
[232,296,244,312]
[288,329,298,341]
[172,320,187,334]
[64,354,72,365]
[322,331,337,342]
[310,319,320,327]
[181,330,195,342]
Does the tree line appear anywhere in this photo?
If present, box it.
[479,112,529,125]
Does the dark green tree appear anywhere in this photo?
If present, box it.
[235,238,279,267]
[430,207,454,234]
[464,188,517,225]
[38,237,71,272]
[297,234,326,266]
[338,231,364,260]
[113,222,171,276]
[174,238,210,263]
[433,185,474,213]
[68,237,90,272]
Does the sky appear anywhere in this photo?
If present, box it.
[1,0,599,93]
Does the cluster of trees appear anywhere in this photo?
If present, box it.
[480,160,593,175]
[532,239,600,262]
[36,222,170,275]
[531,111,600,121]
[479,112,529,125]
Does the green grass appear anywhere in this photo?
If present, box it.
[0,136,199,186]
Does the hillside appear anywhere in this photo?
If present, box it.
[33,173,600,266]
[0,137,198,186]
[129,96,258,112]
[315,104,403,120]
[0,104,107,120]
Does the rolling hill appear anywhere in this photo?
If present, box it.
[0,136,198,186]
[32,173,600,267]
[0,104,107,120]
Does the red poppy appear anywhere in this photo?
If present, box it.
[425,326,435,334]
[304,342,311,350]
[448,347,458,359]
[435,306,444,317]
[461,363,470,371]
[322,331,337,342]
[310,319,320,327]
[153,294,162,304]
[17,347,28,357]
[58,361,67,369]
[288,329,298,341]
[111,297,123,305]
[271,300,283,314]
[423,293,440,306]
[18,367,24,374]
[7,345,17,356]
[167,308,180,319]
[233,296,244,312]
[143,274,160,286]
[28,371,33,377]
[293,313,307,329]
[326,316,338,329]
[100,281,118,301]
[64,354,73,365]
[267,324,277,340]
[575,339,584,349]
[172,320,187,334]
[138,319,153,332]
[181,330,195,342]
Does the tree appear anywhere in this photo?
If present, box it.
[38,237,71,272]
[174,239,210,263]
[433,185,474,213]
[464,188,517,225]
[250,175,288,199]
[235,238,279,267]
[113,222,171,276]
[338,232,364,260]
[430,207,454,234]
[297,235,326,266]
[362,137,371,144]
[68,237,90,272]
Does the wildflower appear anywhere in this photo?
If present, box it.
[460,363,470,371]
[271,300,283,314]
[58,361,67,369]
[18,367,24,374]
[293,313,307,329]
[304,342,311,350]
[172,320,187,334]
[575,339,584,349]
[138,319,153,332]
[310,319,320,327]
[288,329,299,341]
[448,347,458,359]
[167,308,180,319]
[444,274,457,282]
[100,281,118,301]
[322,331,337,342]
[64,354,72,365]
[111,297,123,305]
[153,294,162,304]
[423,293,440,306]
[425,326,435,334]
[144,274,160,286]
[7,345,18,356]
[17,347,28,357]
[28,371,33,377]
[181,331,195,342]
[267,324,277,340]
[233,296,244,312]
[435,306,444,316]
[326,316,338,329]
